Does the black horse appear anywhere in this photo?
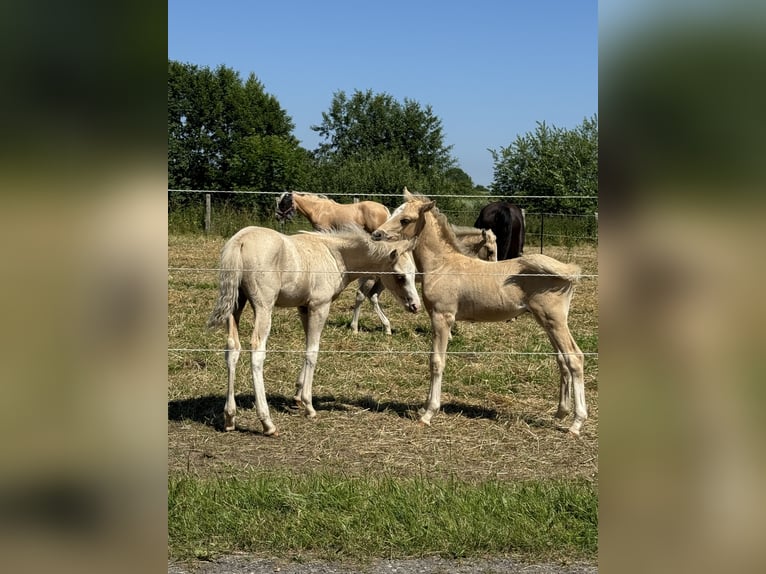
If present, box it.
[473,201,525,259]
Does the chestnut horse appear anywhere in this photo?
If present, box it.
[208,225,420,436]
[372,189,587,435]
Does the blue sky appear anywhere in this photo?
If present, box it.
[168,0,597,187]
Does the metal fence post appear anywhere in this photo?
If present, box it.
[205,193,211,234]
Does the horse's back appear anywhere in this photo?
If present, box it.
[234,227,341,306]
[423,253,576,321]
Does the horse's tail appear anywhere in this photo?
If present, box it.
[207,235,245,330]
[515,254,581,283]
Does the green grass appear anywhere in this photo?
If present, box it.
[168,471,597,563]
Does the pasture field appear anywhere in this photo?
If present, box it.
[168,233,598,563]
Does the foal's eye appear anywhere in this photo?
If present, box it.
[395,274,406,283]
[400,218,411,225]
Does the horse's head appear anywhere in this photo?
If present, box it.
[275,191,296,222]
[371,187,435,242]
[479,228,498,262]
[377,245,420,314]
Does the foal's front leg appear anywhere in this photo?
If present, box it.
[419,311,454,425]
[293,304,330,418]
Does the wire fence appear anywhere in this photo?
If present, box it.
[168,188,598,359]
[168,188,599,251]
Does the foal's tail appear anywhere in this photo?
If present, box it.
[207,235,245,330]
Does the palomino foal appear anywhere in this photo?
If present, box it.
[208,226,420,436]
[372,189,587,435]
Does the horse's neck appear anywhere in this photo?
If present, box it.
[414,213,460,270]
[294,194,328,226]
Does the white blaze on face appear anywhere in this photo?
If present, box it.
[389,203,406,220]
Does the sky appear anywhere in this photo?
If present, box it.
[168,0,597,187]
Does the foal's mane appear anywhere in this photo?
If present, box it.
[430,208,472,255]
[298,225,412,260]
[402,192,470,255]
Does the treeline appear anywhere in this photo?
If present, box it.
[168,60,597,227]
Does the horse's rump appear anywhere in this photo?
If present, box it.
[207,228,250,329]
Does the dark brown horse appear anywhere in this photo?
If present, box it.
[474,201,525,259]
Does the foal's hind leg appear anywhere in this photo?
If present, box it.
[223,302,245,431]
[350,284,366,334]
[529,300,586,435]
[293,304,330,418]
[250,304,277,436]
[350,278,391,335]
[367,279,392,335]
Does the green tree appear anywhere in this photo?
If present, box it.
[490,115,598,215]
[310,89,456,208]
[168,60,307,215]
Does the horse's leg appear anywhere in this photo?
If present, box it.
[250,304,277,436]
[367,278,392,335]
[350,278,391,334]
[350,279,367,334]
[529,299,586,435]
[294,304,330,418]
[419,311,454,425]
[293,306,309,407]
[223,299,245,431]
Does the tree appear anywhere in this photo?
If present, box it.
[168,60,307,215]
[310,90,456,207]
[490,115,598,215]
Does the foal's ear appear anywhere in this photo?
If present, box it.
[420,200,436,213]
[388,248,399,261]
[403,186,412,200]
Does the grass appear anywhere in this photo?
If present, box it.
[168,471,597,562]
[168,233,598,564]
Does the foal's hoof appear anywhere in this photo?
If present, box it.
[416,418,431,428]
[555,407,571,420]
[566,427,581,438]
[224,424,236,432]
[263,425,279,437]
